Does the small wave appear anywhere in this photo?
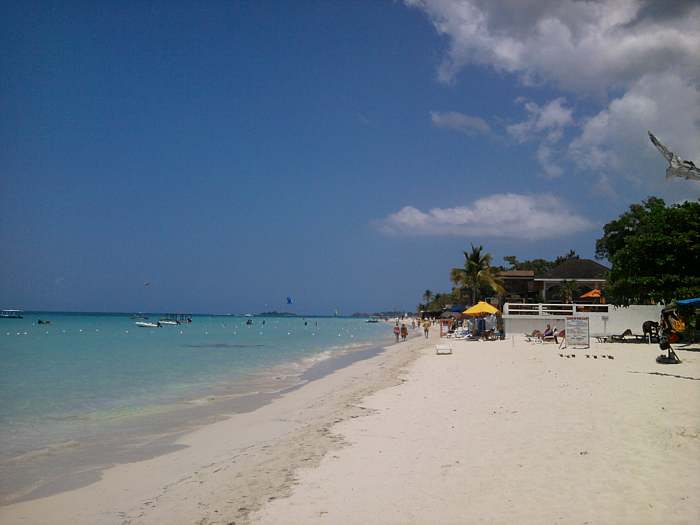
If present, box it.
[7,440,81,463]
[182,343,266,349]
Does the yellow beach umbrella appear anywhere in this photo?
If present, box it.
[580,289,602,298]
[463,301,500,316]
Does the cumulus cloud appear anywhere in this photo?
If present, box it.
[405,0,700,91]
[507,97,574,177]
[507,98,573,142]
[431,110,491,135]
[570,74,700,174]
[377,193,594,239]
[406,0,700,195]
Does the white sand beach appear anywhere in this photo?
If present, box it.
[2,333,699,524]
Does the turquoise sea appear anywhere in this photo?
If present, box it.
[0,312,393,498]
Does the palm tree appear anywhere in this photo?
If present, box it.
[422,290,434,304]
[451,244,505,304]
[559,280,579,303]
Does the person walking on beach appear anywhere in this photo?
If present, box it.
[400,323,408,342]
[422,319,430,338]
[393,324,400,342]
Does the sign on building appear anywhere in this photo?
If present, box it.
[565,316,590,348]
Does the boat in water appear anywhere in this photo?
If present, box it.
[1,309,23,319]
[135,321,161,328]
[366,317,379,323]
[158,319,178,325]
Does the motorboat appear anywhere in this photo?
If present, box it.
[366,317,379,323]
[1,309,24,319]
[158,319,179,325]
[135,321,161,328]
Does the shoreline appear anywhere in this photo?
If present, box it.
[0,330,431,523]
[0,319,394,504]
[6,333,696,524]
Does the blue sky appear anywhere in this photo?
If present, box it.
[2,1,699,314]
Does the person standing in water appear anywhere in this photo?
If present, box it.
[393,324,400,342]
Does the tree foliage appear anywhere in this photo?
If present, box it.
[451,244,504,303]
[558,280,580,303]
[596,197,700,305]
[501,250,579,277]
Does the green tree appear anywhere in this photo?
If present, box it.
[501,252,579,278]
[451,244,505,304]
[554,250,579,266]
[558,280,580,303]
[422,290,433,304]
[595,198,700,305]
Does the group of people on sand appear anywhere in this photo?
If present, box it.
[393,322,409,342]
[392,318,433,342]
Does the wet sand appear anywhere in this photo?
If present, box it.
[4,333,698,524]
[0,328,428,524]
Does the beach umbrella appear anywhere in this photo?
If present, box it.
[463,301,500,316]
[580,289,602,298]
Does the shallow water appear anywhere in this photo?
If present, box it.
[0,313,391,462]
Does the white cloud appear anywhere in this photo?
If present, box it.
[405,0,700,92]
[507,97,574,178]
[536,143,564,178]
[430,110,491,135]
[377,193,593,239]
[507,97,573,142]
[569,74,700,195]
[406,0,700,196]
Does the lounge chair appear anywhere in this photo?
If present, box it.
[541,327,559,343]
[436,344,452,355]
[525,330,542,343]
[609,329,646,343]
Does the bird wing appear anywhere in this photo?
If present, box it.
[648,131,674,163]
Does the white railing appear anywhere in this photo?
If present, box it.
[504,303,609,316]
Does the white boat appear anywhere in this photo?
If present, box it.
[158,319,178,325]
[1,309,24,319]
[135,321,160,328]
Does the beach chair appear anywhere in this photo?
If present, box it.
[609,329,645,343]
[452,328,470,339]
[435,344,452,355]
[524,330,542,343]
[541,327,559,344]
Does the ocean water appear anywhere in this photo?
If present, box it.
[0,312,392,464]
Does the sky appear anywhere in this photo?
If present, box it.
[1,0,699,314]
